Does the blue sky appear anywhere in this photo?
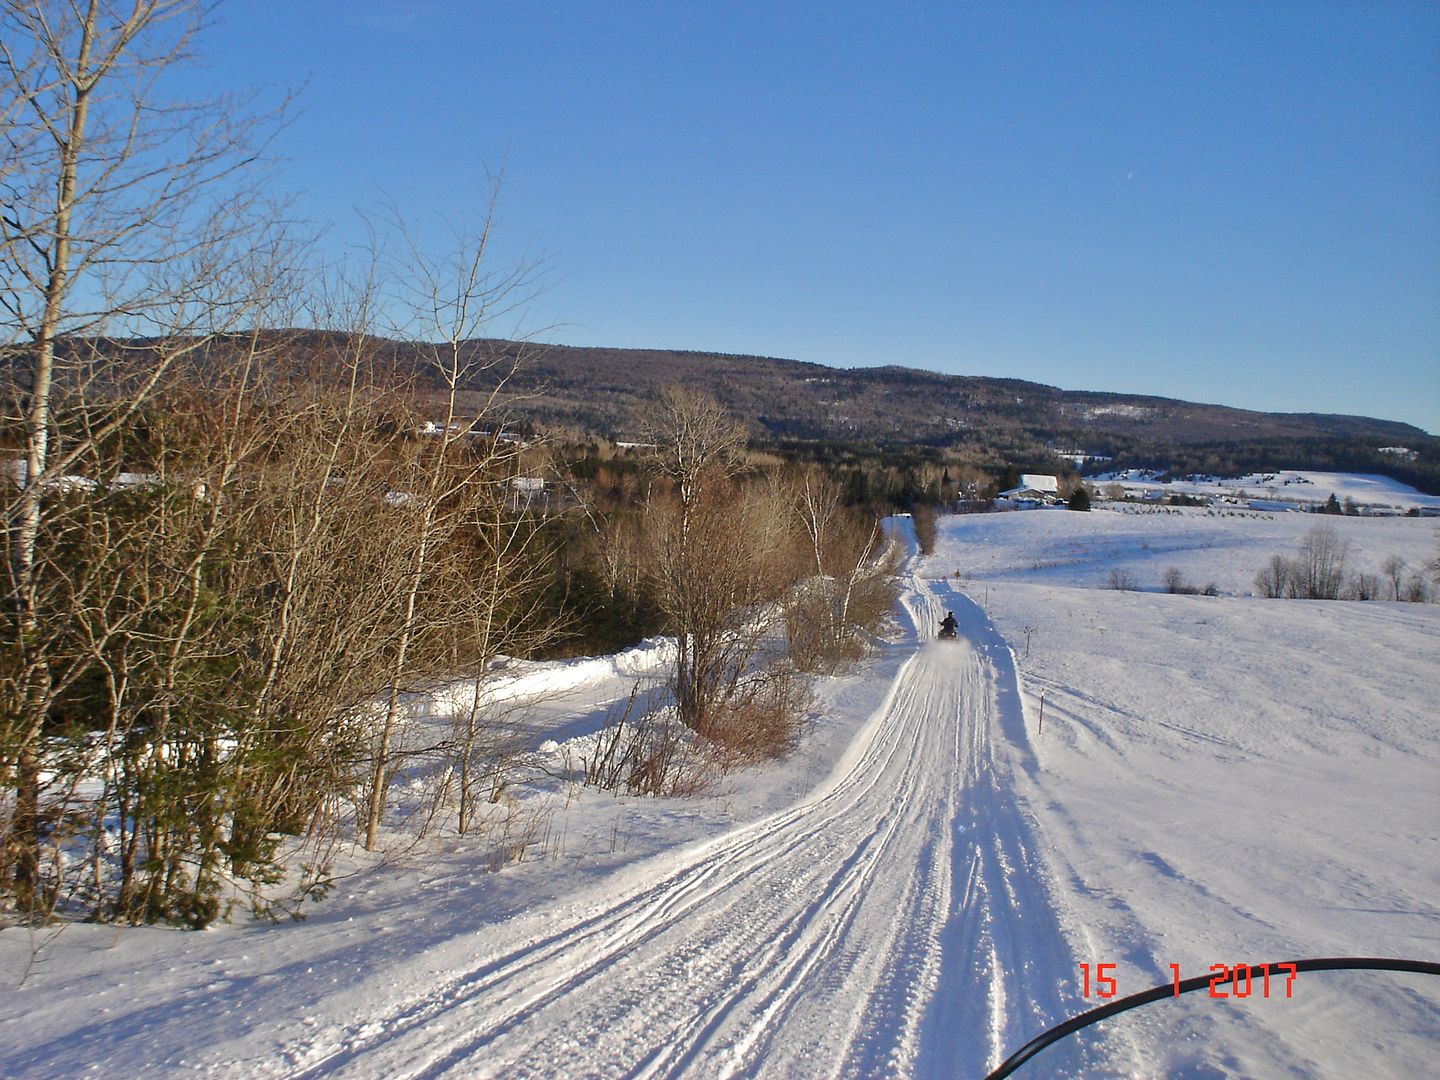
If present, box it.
[193,1,1439,433]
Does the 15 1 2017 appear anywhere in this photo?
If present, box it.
[1079,962,1299,1000]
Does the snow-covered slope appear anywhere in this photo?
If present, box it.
[0,563,1106,1077]
[195,582,1096,1078]
[922,511,1440,1076]
[1093,469,1440,514]
[932,503,1438,596]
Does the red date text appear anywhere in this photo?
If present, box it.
[1079,962,1299,1000]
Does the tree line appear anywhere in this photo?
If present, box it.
[1254,527,1436,603]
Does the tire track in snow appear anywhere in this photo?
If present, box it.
[227,574,1096,1079]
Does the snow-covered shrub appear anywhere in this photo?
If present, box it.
[583,702,710,798]
[1378,555,1408,600]
[1162,566,1218,596]
[1345,573,1382,601]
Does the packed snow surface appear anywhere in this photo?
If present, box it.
[2,500,1437,1077]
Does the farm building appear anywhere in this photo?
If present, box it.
[997,474,1061,507]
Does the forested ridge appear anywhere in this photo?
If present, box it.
[173,332,1440,495]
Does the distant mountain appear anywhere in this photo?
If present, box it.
[40,332,1430,490]
[437,339,1428,447]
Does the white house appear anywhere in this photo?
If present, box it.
[998,473,1061,505]
[418,420,468,437]
[509,476,549,513]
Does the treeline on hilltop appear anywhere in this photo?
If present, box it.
[165,333,1440,501]
[401,334,1430,460]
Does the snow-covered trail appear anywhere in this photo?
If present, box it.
[197,576,1092,1079]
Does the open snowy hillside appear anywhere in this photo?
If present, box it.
[922,510,1440,1076]
[934,502,1438,598]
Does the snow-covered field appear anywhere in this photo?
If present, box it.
[1093,468,1440,515]
[2,492,1436,1078]
[921,510,1439,1077]
[937,500,1438,597]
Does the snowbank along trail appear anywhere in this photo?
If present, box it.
[196,571,1095,1078]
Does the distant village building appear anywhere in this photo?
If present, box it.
[476,429,527,445]
[418,421,529,446]
[996,473,1061,509]
[999,474,1059,499]
[111,472,161,489]
[417,420,468,437]
[509,476,549,513]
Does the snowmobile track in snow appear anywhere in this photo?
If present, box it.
[251,575,1096,1079]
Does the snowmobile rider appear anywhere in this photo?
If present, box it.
[939,611,958,637]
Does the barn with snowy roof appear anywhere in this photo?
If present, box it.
[997,473,1061,507]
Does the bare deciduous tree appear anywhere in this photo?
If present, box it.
[786,470,894,672]
[646,475,802,747]
[1254,554,1291,599]
[1381,555,1407,602]
[1294,526,1348,600]
[638,393,815,752]
[1,0,286,912]
[358,196,545,851]
[0,6,563,922]
[641,388,746,730]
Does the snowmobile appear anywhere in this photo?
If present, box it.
[938,612,959,641]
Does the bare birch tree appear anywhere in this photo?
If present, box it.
[1,0,288,911]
